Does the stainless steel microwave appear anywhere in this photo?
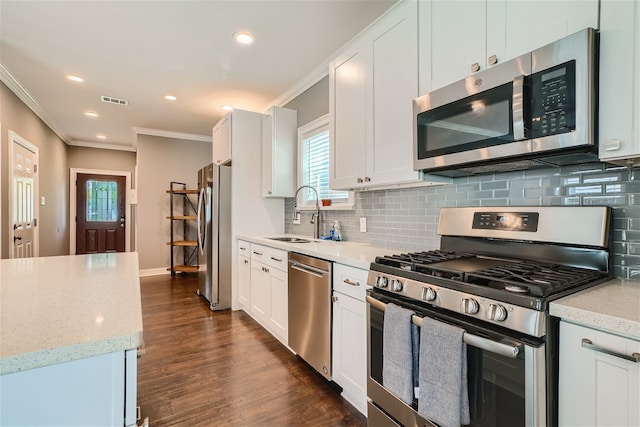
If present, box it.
[413,28,598,177]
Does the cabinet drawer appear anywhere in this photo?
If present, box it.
[238,240,251,256]
[333,263,370,301]
[250,244,269,263]
[264,247,288,271]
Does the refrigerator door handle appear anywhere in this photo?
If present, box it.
[197,188,206,254]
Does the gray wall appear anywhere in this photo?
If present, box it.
[136,134,211,270]
[1,82,69,258]
[286,164,640,280]
[284,76,329,127]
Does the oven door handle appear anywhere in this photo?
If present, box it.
[367,296,522,359]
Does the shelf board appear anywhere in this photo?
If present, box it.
[167,240,198,247]
[166,189,198,194]
[167,265,199,273]
[166,215,197,220]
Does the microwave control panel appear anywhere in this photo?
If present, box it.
[530,60,576,138]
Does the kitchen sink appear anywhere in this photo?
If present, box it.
[266,237,311,243]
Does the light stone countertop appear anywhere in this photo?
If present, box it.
[0,252,143,375]
[550,278,640,340]
[237,234,400,270]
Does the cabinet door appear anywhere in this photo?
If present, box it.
[262,107,297,198]
[238,254,251,310]
[332,292,367,415]
[419,0,486,92]
[486,0,599,67]
[268,267,288,344]
[559,321,640,426]
[370,1,422,186]
[330,41,369,190]
[250,260,271,324]
[599,0,640,164]
[213,114,231,165]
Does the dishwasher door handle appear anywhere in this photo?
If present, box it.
[289,261,326,278]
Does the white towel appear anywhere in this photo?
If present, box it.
[418,317,470,427]
[382,303,415,405]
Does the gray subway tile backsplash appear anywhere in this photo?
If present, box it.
[285,162,640,279]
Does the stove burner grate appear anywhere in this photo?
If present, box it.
[375,250,476,271]
[466,261,603,296]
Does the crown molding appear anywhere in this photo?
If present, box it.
[67,139,137,152]
[266,61,329,109]
[0,63,70,143]
[133,127,211,143]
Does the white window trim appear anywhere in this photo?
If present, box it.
[297,114,353,210]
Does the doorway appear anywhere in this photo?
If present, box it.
[9,131,39,258]
[69,168,132,255]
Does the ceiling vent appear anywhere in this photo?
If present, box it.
[101,95,128,106]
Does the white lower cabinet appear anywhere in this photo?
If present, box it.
[0,349,137,426]
[559,321,640,426]
[237,240,251,310]
[246,242,288,345]
[332,263,370,415]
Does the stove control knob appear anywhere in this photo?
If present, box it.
[487,303,507,322]
[422,287,437,302]
[461,298,479,315]
[376,276,388,288]
[390,279,403,292]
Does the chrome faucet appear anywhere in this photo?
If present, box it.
[293,185,321,239]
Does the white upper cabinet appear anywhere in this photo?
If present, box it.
[419,0,599,94]
[330,1,431,190]
[598,0,640,166]
[262,106,298,198]
[212,113,231,165]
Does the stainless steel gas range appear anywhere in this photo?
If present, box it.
[366,206,610,427]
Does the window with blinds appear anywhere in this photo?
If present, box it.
[298,116,350,207]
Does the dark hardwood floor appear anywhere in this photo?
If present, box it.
[137,274,366,426]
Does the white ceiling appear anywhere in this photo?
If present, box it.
[0,0,397,150]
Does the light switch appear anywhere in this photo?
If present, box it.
[40,196,45,206]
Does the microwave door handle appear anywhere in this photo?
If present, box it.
[512,74,526,140]
[366,295,522,359]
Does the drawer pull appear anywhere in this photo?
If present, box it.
[270,256,283,263]
[239,246,247,250]
[252,251,263,256]
[581,339,640,363]
[343,279,360,287]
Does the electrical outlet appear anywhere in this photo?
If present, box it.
[360,217,367,232]
[293,213,301,225]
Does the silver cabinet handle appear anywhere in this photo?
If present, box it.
[488,54,498,65]
[471,62,480,72]
[512,74,525,141]
[252,251,263,256]
[270,256,283,263]
[343,279,360,287]
[581,339,640,363]
[357,178,364,183]
[239,246,247,250]
[364,177,371,182]
[243,259,249,264]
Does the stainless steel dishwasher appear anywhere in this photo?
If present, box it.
[288,252,332,380]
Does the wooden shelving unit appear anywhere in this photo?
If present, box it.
[166,182,199,275]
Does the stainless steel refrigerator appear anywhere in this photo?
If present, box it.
[196,163,232,310]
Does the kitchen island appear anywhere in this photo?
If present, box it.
[0,252,143,426]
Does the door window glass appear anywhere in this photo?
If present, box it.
[86,180,118,221]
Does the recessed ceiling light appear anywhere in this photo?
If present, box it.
[84,111,98,118]
[164,95,177,101]
[233,31,254,45]
[96,134,107,140]
[222,105,234,111]
[66,74,84,83]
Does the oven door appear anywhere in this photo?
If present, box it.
[367,291,546,427]
[413,53,531,172]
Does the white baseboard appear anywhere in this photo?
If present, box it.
[139,268,170,277]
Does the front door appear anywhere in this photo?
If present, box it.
[76,173,126,254]
[11,134,39,258]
